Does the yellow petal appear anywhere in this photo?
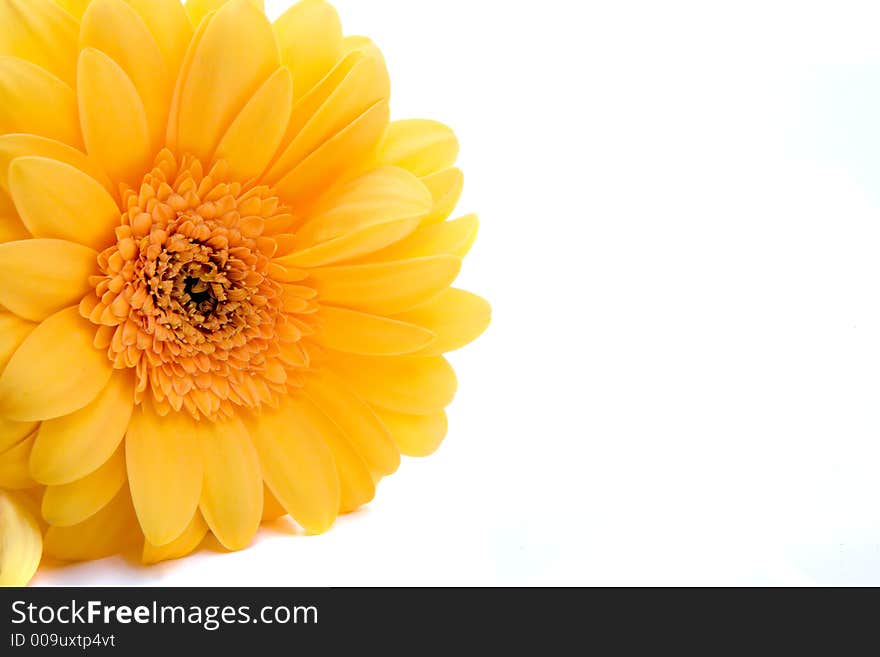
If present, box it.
[0,315,36,454]
[0,490,42,586]
[320,414,374,514]
[421,167,464,225]
[273,99,389,208]
[342,37,382,59]
[261,485,286,521]
[273,50,359,155]
[0,417,37,455]
[80,0,169,152]
[185,0,263,26]
[9,484,42,517]
[52,0,90,18]
[0,188,16,217]
[43,486,138,561]
[123,0,192,77]
[373,408,448,458]
[0,239,96,322]
[268,46,389,186]
[295,166,431,248]
[329,354,458,415]
[197,415,262,551]
[0,213,29,243]
[0,429,36,488]
[394,288,491,356]
[0,56,80,147]
[314,305,435,356]
[283,218,424,268]
[248,396,339,533]
[8,157,120,250]
[214,67,293,181]
[274,0,341,101]
[0,311,35,373]
[41,443,125,527]
[30,372,133,485]
[278,167,430,267]
[378,120,459,178]
[0,134,114,196]
[362,214,479,263]
[77,48,152,187]
[126,405,202,546]
[175,0,278,161]
[142,512,207,564]
[308,255,461,315]
[0,0,77,85]
[304,370,400,476]
[0,306,111,422]
[164,5,210,149]
[0,188,16,215]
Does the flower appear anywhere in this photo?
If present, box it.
[0,0,489,586]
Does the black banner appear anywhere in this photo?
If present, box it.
[0,587,585,651]
[0,586,864,651]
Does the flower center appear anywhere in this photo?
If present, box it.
[80,150,316,420]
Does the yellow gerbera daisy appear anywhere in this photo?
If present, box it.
[0,0,488,586]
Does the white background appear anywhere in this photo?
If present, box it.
[36,0,880,585]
